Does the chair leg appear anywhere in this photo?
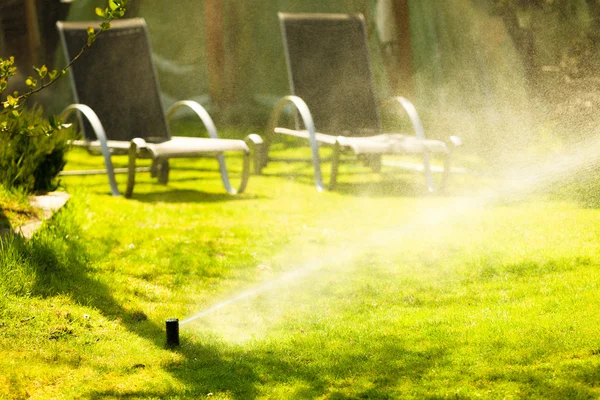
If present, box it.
[439,136,462,192]
[329,142,341,190]
[150,159,158,178]
[309,135,325,193]
[244,133,264,175]
[364,154,382,173]
[237,150,251,194]
[157,159,170,185]
[215,153,235,194]
[439,154,452,192]
[126,140,141,198]
[439,143,458,191]
[422,151,435,193]
[216,150,252,195]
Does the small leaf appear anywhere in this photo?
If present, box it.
[6,95,17,106]
[109,0,119,11]
[95,7,106,17]
[48,70,59,80]
[87,27,97,46]
[100,22,111,31]
[34,65,48,78]
[25,76,37,88]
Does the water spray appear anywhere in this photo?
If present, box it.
[165,318,180,347]
[169,135,600,340]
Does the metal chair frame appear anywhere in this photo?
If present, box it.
[258,13,461,192]
[57,18,261,197]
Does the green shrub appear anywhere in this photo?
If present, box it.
[0,0,129,193]
[0,107,72,193]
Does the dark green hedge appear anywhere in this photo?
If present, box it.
[0,108,71,193]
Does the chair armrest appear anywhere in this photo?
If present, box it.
[448,135,463,148]
[381,96,427,141]
[166,100,220,139]
[266,95,324,192]
[59,103,121,196]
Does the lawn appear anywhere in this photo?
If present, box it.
[1,142,600,399]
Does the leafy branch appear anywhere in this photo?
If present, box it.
[0,0,129,131]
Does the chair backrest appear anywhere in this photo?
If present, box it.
[279,13,381,136]
[57,18,171,143]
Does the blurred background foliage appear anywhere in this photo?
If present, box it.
[1,0,599,164]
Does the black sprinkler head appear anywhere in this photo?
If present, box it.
[166,318,180,347]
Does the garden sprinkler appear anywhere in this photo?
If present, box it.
[165,318,180,347]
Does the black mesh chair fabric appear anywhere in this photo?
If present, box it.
[265,13,459,192]
[281,13,381,136]
[58,18,170,143]
[56,18,254,197]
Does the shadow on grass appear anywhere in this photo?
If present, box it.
[130,189,264,204]
[334,178,430,198]
[258,158,460,198]
[11,202,600,398]
[63,178,263,203]
[85,325,600,399]
[259,160,431,196]
[5,206,453,398]
[262,170,436,198]
[7,212,164,333]
[0,207,11,230]
[85,334,451,399]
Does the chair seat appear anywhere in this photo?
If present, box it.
[266,13,461,192]
[58,18,253,197]
[274,128,447,154]
[337,133,448,155]
[147,136,249,158]
[274,127,338,144]
[73,137,249,158]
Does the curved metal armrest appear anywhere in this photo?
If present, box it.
[59,103,121,196]
[382,97,463,149]
[166,100,220,139]
[448,135,463,148]
[382,97,464,153]
[165,100,250,195]
[265,95,324,192]
[381,96,427,140]
[382,97,440,191]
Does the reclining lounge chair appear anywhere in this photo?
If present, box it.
[57,18,258,197]
[258,13,461,192]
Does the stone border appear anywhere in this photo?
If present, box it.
[6,192,71,240]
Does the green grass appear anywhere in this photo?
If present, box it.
[2,145,600,399]
[0,187,40,230]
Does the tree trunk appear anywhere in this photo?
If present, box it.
[376,0,413,96]
[25,0,41,66]
[391,0,412,96]
[204,0,228,108]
